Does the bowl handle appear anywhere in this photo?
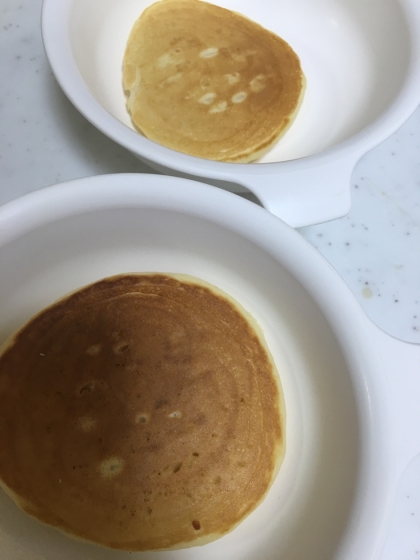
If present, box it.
[240,154,361,228]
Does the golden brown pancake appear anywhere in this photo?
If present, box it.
[123,0,305,162]
[0,274,285,551]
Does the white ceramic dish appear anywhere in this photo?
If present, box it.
[0,174,393,559]
[41,0,420,227]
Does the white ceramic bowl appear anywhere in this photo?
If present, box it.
[0,174,393,560]
[41,0,420,227]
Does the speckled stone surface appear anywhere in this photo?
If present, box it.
[299,110,420,344]
[1,0,420,557]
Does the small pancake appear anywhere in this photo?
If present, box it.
[123,0,305,162]
[0,274,285,551]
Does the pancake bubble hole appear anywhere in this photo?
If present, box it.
[99,457,125,479]
[136,412,150,424]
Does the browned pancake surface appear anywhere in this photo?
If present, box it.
[123,0,304,162]
[0,274,285,550]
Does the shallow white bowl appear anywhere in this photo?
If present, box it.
[41,0,420,226]
[0,174,393,559]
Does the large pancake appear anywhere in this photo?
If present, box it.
[122,0,305,162]
[0,274,285,551]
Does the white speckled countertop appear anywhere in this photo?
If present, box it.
[1,0,420,558]
[299,114,420,344]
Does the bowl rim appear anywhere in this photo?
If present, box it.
[41,0,420,180]
[0,173,395,559]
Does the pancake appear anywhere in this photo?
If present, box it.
[0,274,285,551]
[122,0,305,162]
